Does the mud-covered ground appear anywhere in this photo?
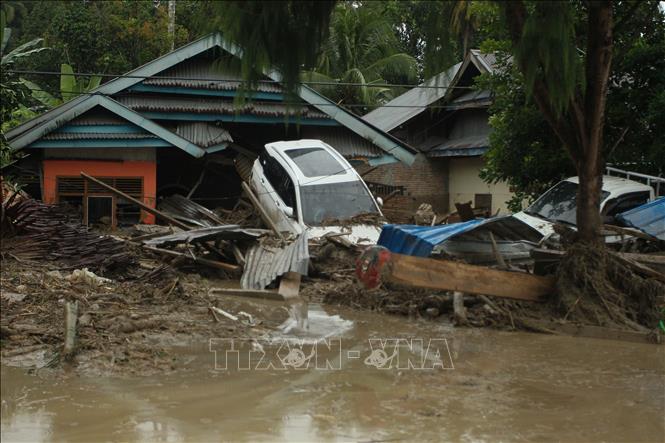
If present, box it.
[0,253,293,376]
[3,229,664,377]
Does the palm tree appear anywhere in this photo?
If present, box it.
[302,3,418,111]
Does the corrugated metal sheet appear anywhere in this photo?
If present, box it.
[617,197,665,240]
[362,62,463,132]
[143,56,283,93]
[241,233,310,290]
[159,194,226,227]
[427,135,489,158]
[299,127,383,158]
[69,109,128,125]
[144,225,269,247]
[176,122,233,146]
[117,96,330,119]
[378,220,485,257]
[470,50,497,73]
[42,132,156,140]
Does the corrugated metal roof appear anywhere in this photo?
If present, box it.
[69,110,129,125]
[362,62,463,132]
[176,122,233,146]
[241,233,310,290]
[143,56,283,93]
[299,127,383,158]
[42,132,157,140]
[378,220,485,257]
[427,135,489,158]
[117,95,330,119]
[617,197,665,240]
[470,50,497,73]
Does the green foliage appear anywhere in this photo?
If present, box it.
[504,1,583,117]
[20,63,101,109]
[479,1,665,208]
[303,2,418,109]
[204,1,336,96]
[477,53,574,212]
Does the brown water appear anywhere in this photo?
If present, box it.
[2,304,664,442]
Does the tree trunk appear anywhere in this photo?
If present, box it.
[576,156,603,243]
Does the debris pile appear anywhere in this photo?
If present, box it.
[2,198,134,273]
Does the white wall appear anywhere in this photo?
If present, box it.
[448,156,514,215]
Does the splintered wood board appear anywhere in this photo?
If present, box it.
[388,253,554,301]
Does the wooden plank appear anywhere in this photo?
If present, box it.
[278,271,301,301]
[81,172,190,230]
[241,181,284,240]
[388,253,553,301]
[209,287,285,302]
[143,245,240,272]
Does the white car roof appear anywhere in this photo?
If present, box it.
[565,175,653,196]
[265,139,358,186]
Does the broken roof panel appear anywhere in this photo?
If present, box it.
[362,62,462,132]
[241,233,310,290]
[617,197,665,240]
[378,220,485,257]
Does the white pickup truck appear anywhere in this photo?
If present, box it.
[249,139,383,244]
[432,174,660,263]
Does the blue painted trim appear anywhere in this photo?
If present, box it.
[140,111,340,126]
[57,124,147,134]
[205,143,229,153]
[129,84,284,101]
[29,138,173,148]
[368,155,399,166]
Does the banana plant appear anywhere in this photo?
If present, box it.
[21,63,102,108]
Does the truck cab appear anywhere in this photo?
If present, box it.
[513,175,655,237]
[250,139,383,244]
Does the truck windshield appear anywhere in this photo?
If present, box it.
[526,181,609,225]
[299,181,378,225]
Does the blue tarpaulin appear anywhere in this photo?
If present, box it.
[616,197,665,240]
[377,219,486,257]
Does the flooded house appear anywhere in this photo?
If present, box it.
[4,33,417,228]
[363,49,514,216]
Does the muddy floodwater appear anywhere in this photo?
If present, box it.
[2,304,664,442]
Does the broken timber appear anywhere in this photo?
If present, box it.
[143,245,239,272]
[357,246,553,301]
[241,181,284,240]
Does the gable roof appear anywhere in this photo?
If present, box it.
[7,33,417,165]
[362,50,497,133]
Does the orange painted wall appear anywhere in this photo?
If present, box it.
[42,159,156,224]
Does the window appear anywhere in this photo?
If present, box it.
[602,192,651,217]
[525,181,610,226]
[285,147,346,178]
[55,176,144,227]
[474,193,492,211]
[259,152,297,210]
[299,181,378,225]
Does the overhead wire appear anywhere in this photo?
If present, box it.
[4,68,476,91]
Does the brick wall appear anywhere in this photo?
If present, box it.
[356,153,450,213]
